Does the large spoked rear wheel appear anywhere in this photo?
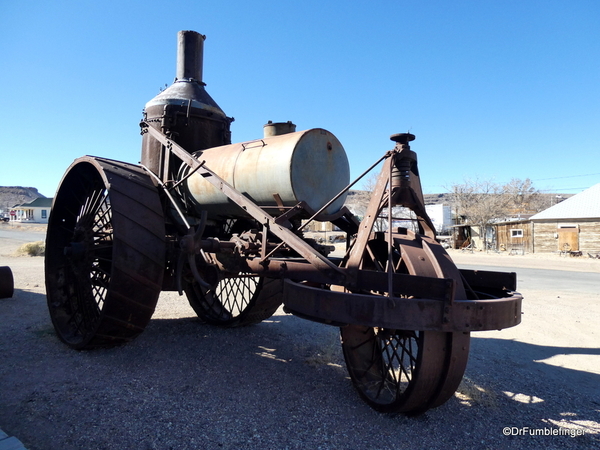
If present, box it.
[341,230,470,413]
[184,219,283,327]
[45,157,165,349]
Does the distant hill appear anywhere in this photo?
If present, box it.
[424,193,453,205]
[0,186,46,213]
[346,190,457,208]
[421,192,574,207]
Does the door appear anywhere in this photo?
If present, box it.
[558,226,579,252]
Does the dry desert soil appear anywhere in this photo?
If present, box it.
[0,223,598,450]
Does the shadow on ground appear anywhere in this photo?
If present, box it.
[0,292,598,449]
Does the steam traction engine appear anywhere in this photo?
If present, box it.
[45,31,522,414]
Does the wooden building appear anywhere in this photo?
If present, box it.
[495,219,533,254]
[529,183,600,254]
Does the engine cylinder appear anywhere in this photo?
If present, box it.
[181,128,350,219]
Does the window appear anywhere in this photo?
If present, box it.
[511,229,523,238]
[41,210,47,219]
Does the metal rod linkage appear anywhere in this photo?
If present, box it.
[297,150,393,233]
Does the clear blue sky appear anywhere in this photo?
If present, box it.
[1,0,599,198]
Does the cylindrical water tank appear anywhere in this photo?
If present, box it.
[181,128,350,219]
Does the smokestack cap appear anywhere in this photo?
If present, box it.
[390,133,415,145]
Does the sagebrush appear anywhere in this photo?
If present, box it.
[17,241,45,256]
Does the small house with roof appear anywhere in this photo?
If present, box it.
[494,217,534,254]
[12,197,53,223]
[529,183,600,254]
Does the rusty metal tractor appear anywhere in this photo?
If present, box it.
[45,31,522,414]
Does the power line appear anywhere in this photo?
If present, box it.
[538,187,590,193]
[534,173,600,181]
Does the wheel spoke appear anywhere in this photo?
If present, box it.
[68,187,111,331]
[213,275,258,317]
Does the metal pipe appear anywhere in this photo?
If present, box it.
[387,156,394,301]
[176,30,205,82]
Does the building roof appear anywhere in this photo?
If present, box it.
[15,197,53,208]
[530,183,600,221]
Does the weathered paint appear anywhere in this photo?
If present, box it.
[182,128,350,219]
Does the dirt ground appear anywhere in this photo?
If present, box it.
[0,226,598,449]
[447,247,600,273]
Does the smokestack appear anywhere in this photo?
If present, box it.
[176,30,205,83]
[141,31,232,176]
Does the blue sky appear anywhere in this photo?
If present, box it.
[1,0,599,198]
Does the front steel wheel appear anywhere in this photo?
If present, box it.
[340,230,470,413]
[341,327,455,413]
[45,157,165,349]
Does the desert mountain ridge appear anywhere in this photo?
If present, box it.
[0,186,46,212]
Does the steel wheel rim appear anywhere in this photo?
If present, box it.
[184,260,265,325]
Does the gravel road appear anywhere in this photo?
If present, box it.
[0,225,598,449]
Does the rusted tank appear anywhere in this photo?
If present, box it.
[180,127,350,218]
[45,30,522,415]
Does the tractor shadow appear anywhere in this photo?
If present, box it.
[140,314,600,423]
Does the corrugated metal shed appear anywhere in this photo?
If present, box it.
[530,183,600,221]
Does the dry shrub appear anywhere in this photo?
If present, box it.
[17,241,45,256]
